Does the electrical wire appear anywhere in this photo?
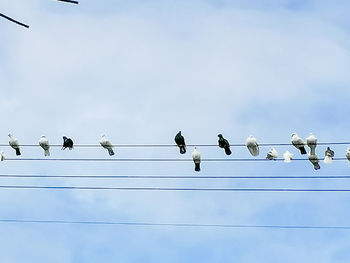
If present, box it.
[0,185,350,191]
[0,13,29,28]
[57,0,79,4]
[0,174,350,179]
[0,218,349,230]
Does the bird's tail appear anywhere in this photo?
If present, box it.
[314,163,321,170]
[15,148,21,156]
[194,163,200,172]
[224,147,232,155]
[108,149,115,156]
[44,149,50,156]
[180,146,186,154]
[300,147,307,155]
[69,146,73,150]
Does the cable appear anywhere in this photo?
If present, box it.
[3,157,349,162]
[57,0,79,4]
[1,174,350,179]
[0,218,349,230]
[1,142,350,148]
[0,185,350,191]
[0,13,29,28]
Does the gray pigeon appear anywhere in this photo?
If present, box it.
[218,134,231,155]
[192,147,201,172]
[100,135,115,156]
[266,148,278,160]
[308,154,320,170]
[39,135,50,156]
[8,134,21,156]
[306,133,317,155]
[245,135,259,156]
[324,147,334,164]
[291,133,307,155]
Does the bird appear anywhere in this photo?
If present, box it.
[174,131,186,154]
[100,135,115,156]
[218,134,231,155]
[291,133,307,155]
[62,136,74,150]
[283,151,293,163]
[8,134,21,156]
[308,154,320,170]
[324,147,334,164]
[39,135,50,156]
[0,152,4,161]
[245,135,259,156]
[266,148,278,160]
[306,133,317,155]
[192,147,201,172]
[346,148,350,166]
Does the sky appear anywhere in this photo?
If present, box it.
[1,0,350,262]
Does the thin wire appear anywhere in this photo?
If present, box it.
[3,158,349,162]
[1,218,349,230]
[1,185,350,191]
[1,142,350,148]
[0,13,29,28]
[57,0,79,4]
[1,174,350,179]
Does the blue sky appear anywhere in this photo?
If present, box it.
[1,0,350,262]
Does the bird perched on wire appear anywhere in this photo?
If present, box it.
[291,133,307,155]
[306,133,317,155]
[174,131,186,154]
[218,134,231,155]
[62,136,74,150]
[100,135,115,156]
[39,135,50,156]
[308,154,320,170]
[266,148,278,160]
[283,151,293,163]
[324,147,334,164]
[0,152,4,161]
[8,134,21,156]
[245,135,259,156]
[192,147,201,172]
[346,148,350,166]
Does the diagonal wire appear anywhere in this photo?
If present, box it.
[0,13,29,28]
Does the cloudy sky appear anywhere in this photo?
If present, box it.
[1,0,350,262]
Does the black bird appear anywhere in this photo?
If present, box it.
[174,131,186,154]
[62,136,74,150]
[218,134,231,155]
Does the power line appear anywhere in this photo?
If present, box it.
[1,174,350,179]
[0,13,29,28]
[1,142,350,148]
[1,185,350,192]
[3,157,349,162]
[57,0,79,4]
[0,218,349,230]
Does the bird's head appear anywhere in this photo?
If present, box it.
[291,133,296,137]
[41,135,46,138]
[63,136,67,140]
[8,134,12,138]
[218,134,223,138]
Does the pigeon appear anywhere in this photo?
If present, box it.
[100,135,115,156]
[324,147,334,164]
[174,131,186,154]
[291,133,307,155]
[62,136,74,150]
[218,134,231,155]
[8,134,21,156]
[306,133,317,155]
[283,151,293,163]
[308,154,320,170]
[39,135,50,156]
[266,148,278,160]
[245,135,259,156]
[0,152,4,161]
[346,148,350,166]
[192,147,201,172]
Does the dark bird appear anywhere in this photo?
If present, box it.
[62,136,74,150]
[174,131,186,154]
[218,134,231,155]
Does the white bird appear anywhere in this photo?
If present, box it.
[306,133,317,155]
[245,135,259,156]
[308,154,320,170]
[283,151,293,163]
[39,135,50,156]
[324,147,334,164]
[192,147,201,172]
[291,133,307,155]
[266,148,278,160]
[346,148,350,166]
[0,152,4,161]
[8,134,21,156]
[100,135,115,156]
